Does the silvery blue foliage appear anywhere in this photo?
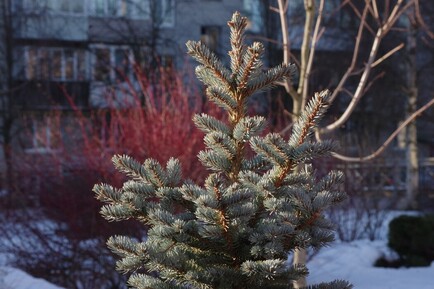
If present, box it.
[93,12,351,289]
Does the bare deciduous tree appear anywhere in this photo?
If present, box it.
[268,0,434,287]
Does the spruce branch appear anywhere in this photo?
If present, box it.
[206,86,238,112]
[112,154,147,181]
[289,90,330,146]
[96,11,349,289]
[246,64,296,95]
[193,113,231,135]
[237,42,264,94]
[274,90,331,187]
[107,235,146,273]
[250,136,287,166]
[204,131,237,159]
[302,280,353,289]
[93,183,122,203]
[121,180,156,198]
[100,203,136,221]
[195,66,234,97]
[228,11,248,77]
[186,41,232,91]
[241,155,270,171]
[165,158,182,187]
[143,159,168,187]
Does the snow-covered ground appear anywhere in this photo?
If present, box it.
[0,267,64,289]
[1,210,432,289]
[2,239,433,289]
[308,240,434,289]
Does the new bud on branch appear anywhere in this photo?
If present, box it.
[93,12,352,289]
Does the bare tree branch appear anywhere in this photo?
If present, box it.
[276,0,299,101]
[301,0,325,109]
[347,0,375,35]
[321,0,415,134]
[414,0,434,39]
[297,0,315,100]
[317,97,434,162]
[371,42,405,68]
[328,3,370,104]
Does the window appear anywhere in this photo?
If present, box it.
[12,0,24,12]
[39,50,50,79]
[95,0,105,15]
[91,0,152,19]
[91,45,133,83]
[60,0,70,12]
[201,26,220,52]
[22,0,44,11]
[114,49,130,81]
[52,50,63,80]
[155,0,175,27]
[71,1,85,13]
[24,116,61,153]
[107,0,118,16]
[23,0,85,14]
[25,47,88,81]
[77,51,87,80]
[64,50,75,80]
[27,48,38,80]
[243,0,263,33]
[128,0,150,19]
[94,48,111,82]
[89,0,173,24]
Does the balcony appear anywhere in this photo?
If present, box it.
[11,80,90,110]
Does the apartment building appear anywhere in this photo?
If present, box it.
[1,0,432,205]
[0,0,263,155]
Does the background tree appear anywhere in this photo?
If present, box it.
[0,0,22,192]
[274,0,433,200]
[268,0,434,286]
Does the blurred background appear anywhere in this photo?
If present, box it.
[0,1,433,289]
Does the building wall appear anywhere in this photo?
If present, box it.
[0,0,259,160]
[8,0,264,108]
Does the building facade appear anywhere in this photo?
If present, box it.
[0,0,263,154]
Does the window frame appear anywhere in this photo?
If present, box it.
[243,0,263,33]
[90,44,134,83]
[25,47,88,81]
[21,0,87,16]
[24,116,61,154]
[88,0,174,24]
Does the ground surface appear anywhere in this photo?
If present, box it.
[2,239,433,289]
[307,240,434,289]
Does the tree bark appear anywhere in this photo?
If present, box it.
[403,22,419,209]
[1,0,17,194]
[292,1,315,287]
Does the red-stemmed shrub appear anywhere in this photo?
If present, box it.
[2,67,222,289]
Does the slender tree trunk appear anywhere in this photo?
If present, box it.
[404,23,419,209]
[1,0,16,195]
[292,1,315,287]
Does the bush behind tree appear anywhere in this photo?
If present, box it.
[1,65,215,289]
[388,214,434,267]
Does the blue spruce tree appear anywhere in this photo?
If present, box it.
[93,12,352,289]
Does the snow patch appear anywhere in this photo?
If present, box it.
[307,240,434,289]
[0,267,64,289]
